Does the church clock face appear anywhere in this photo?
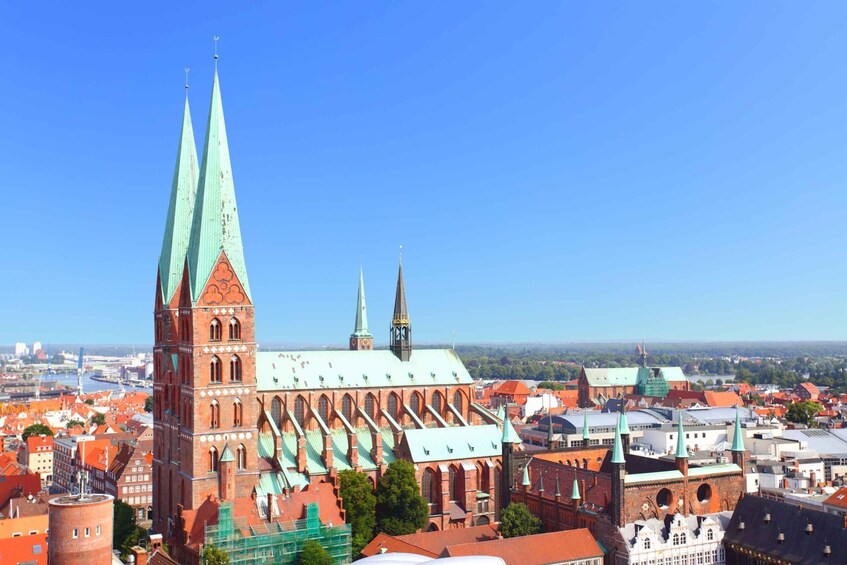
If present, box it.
[350,337,356,348]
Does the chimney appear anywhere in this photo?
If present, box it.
[130,547,148,565]
[149,533,163,552]
[267,493,275,521]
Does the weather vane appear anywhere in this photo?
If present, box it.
[214,36,220,60]
[185,67,190,91]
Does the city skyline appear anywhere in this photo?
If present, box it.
[4,3,847,344]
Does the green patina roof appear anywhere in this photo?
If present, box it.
[624,470,684,484]
[219,442,234,462]
[675,414,688,458]
[403,424,501,463]
[582,412,590,440]
[571,478,581,500]
[686,463,742,477]
[352,267,371,338]
[521,462,531,487]
[731,406,746,452]
[611,415,626,464]
[158,96,199,304]
[501,417,521,445]
[187,69,251,303]
[256,349,472,391]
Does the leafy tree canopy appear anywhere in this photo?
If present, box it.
[90,413,106,426]
[297,540,334,565]
[144,396,153,413]
[203,543,231,565]
[786,401,821,427]
[66,419,85,429]
[375,460,428,535]
[84,398,95,405]
[113,499,137,551]
[499,502,542,539]
[338,470,376,557]
[22,423,53,441]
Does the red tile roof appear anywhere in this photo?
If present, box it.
[445,529,604,563]
[0,532,47,565]
[823,487,847,510]
[703,391,743,408]
[494,381,531,396]
[361,525,499,558]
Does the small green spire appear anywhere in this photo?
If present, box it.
[502,417,522,445]
[547,412,555,445]
[521,463,531,487]
[158,95,199,304]
[611,415,626,464]
[731,406,746,452]
[187,68,252,303]
[219,442,234,462]
[495,405,506,421]
[675,413,688,459]
[352,266,371,337]
[582,412,590,440]
[571,478,581,500]
[619,408,630,436]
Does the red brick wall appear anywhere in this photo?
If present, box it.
[48,497,113,565]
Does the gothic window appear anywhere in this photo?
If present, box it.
[411,392,422,416]
[236,444,246,470]
[422,468,439,514]
[294,396,306,428]
[210,356,222,383]
[453,390,464,413]
[342,395,353,422]
[271,397,283,429]
[229,318,241,340]
[477,462,489,493]
[209,447,218,473]
[229,355,242,382]
[387,393,399,421]
[233,399,242,427]
[364,393,376,420]
[432,392,442,414]
[210,319,222,341]
[210,401,220,429]
[494,466,502,517]
[448,466,457,501]
[318,395,330,423]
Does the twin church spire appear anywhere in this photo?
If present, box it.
[349,259,413,360]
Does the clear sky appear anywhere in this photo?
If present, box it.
[2,2,846,346]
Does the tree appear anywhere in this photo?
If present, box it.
[499,502,542,538]
[22,423,53,441]
[84,398,95,405]
[715,379,724,386]
[375,460,428,535]
[144,396,153,413]
[113,500,137,552]
[66,419,85,429]
[120,526,149,561]
[202,543,231,565]
[338,470,376,558]
[786,401,821,427]
[90,413,106,426]
[297,540,334,565]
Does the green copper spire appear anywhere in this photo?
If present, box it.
[675,413,688,459]
[521,463,531,487]
[619,408,630,436]
[187,69,251,303]
[582,412,590,440]
[158,95,199,304]
[219,442,234,462]
[731,406,746,452]
[571,478,581,500]
[611,415,626,464]
[502,417,522,445]
[352,266,371,337]
[495,405,506,421]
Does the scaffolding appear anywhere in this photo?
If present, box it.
[203,501,351,565]
[637,368,670,398]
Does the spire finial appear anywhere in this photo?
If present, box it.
[185,67,190,91]
[399,244,403,263]
[213,35,220,68]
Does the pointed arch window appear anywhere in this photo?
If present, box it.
[236,444,246,470]
[210,319,222,341]
[229,318,241,340]
[294,396,306,428]
[432,392,442,414]
[422,468,439,514]
[342,395,353,422]
[411,392,422,416]
[388,393,399,421]
[230,355,242,382]
[210,400,220,429]
[210,356,222,383]
[209,446,218,473]
[453,390,464,414]
[448,465,459,502]
[364,393,376,420]
[233,399,242,427]
[271,396,283,429]
[318,396,330,424]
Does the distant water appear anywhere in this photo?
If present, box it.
[45,372,150,394]
[686,374,736,383]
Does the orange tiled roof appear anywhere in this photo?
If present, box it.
[702,391,743,408]
[361,525,499,558]
[823,487,847,509]
[445,528,603,563]
[494,381,531,396]
[0,532,47,565]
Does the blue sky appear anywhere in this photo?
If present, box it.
[2,2,846,346]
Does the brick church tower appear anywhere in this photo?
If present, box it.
[153,66,258,541]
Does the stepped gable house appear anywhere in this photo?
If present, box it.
[151,64,506,550]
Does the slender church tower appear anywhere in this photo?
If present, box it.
[152,84,198,535]
[390,256,412,361]
[154,61,258,542]
[349,267,373,350]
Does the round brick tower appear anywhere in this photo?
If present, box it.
[48,493,114,565]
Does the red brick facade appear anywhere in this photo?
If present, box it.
[47,494,114,565]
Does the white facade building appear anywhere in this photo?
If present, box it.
[618,512,731,565]
[32,341,42,354]
[14,342,28,357]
